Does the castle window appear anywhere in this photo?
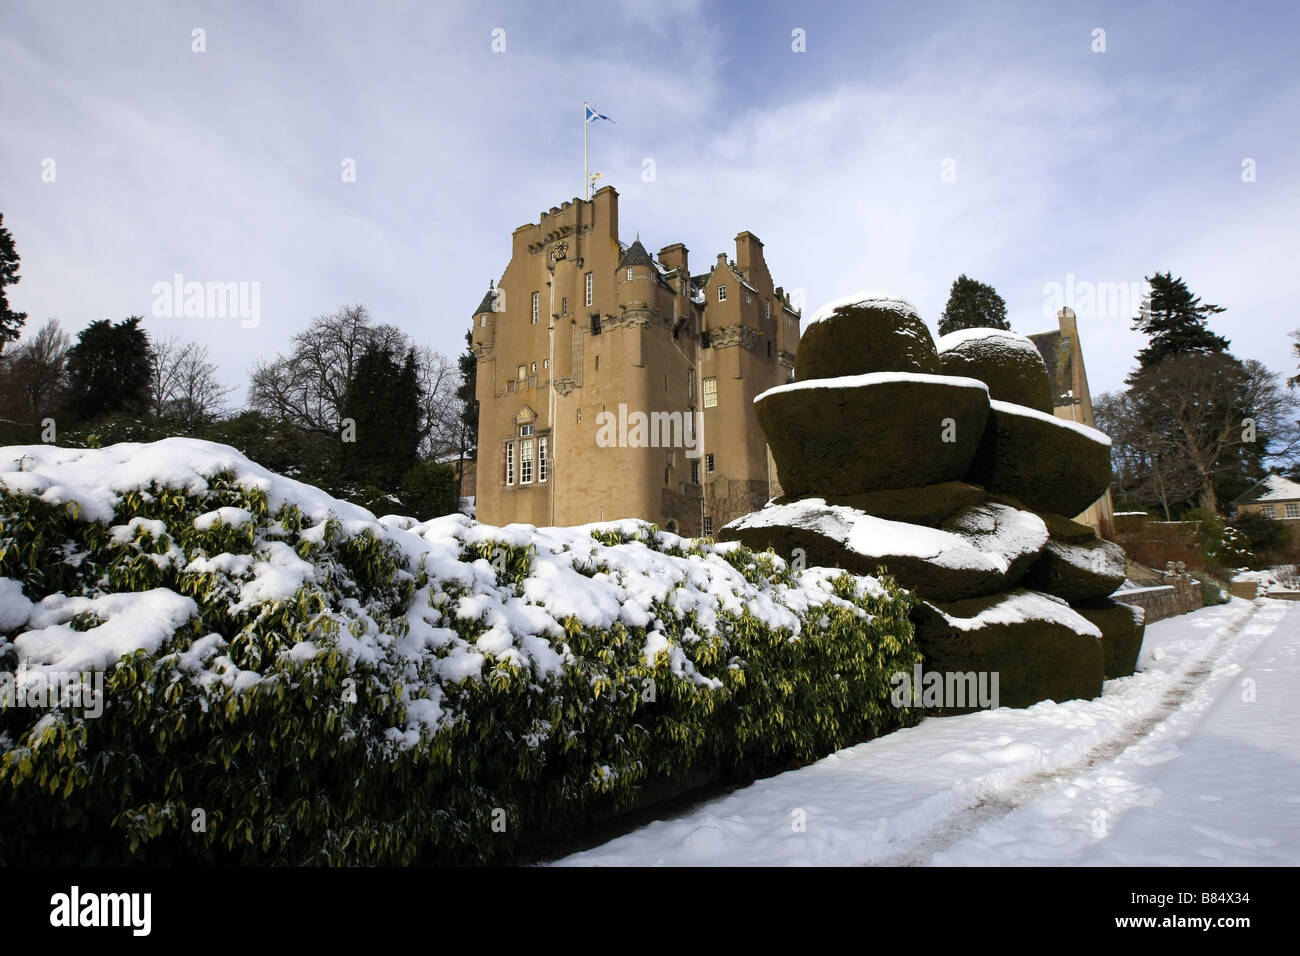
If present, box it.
[577,408,582,423]
[683,281,690,298]
[505,442,515,486]
[520,424,534,437]
[703,377,718,408]
[745,291,751,304]
[703,516,713,535]
[520,438,534,484]
[1288,503,1299,518]
[664,467,670,486]
[717,285,727,302]
[764,300,771,320]
[518,364,526,381]
[1263,505,1276,517]
[595,355,600,371]
[591,315,602,335]
[480,315,486,327]
[701,330,711,348]
[767,341,773,358]
[706,453,715,474]
[531,292,539,323]
[562,297,568,316]
[688,371,694,398]
[691,460,699,483]
[585,272,593,307]
[543,358,549,369]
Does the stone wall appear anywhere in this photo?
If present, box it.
[1110,578,1204,625]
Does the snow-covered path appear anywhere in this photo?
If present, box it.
[555,597,1300,866]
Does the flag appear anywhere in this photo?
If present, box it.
[585,105,614,125]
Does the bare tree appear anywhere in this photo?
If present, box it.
[1095,389,1198,519]
[149,334,233,425]
[0,318,71,425]
[248,304,463,456]
[1127,353,1298,512]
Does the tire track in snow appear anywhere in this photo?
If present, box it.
[870,599,1276,867]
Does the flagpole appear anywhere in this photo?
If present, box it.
[583,101,590,200]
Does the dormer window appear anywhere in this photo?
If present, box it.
[717,285,727,302]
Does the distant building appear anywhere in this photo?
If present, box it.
[470,186,800,533]
[1232,474,1300,521]
[1028,306,1116,532]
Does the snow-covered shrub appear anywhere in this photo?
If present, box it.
[0,440,919,864]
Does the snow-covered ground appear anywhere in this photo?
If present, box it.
[556,596,1300,866]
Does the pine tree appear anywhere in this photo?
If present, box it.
[0,213,29,352]
[456,330,478,500]
[340,342,421,490]
[63,317,152,421]
[1130,272,1229,374]
[937,274,1010,336]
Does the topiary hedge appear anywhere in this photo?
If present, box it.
[0,446,920,865]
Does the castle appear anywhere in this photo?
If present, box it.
[470,186,800,533]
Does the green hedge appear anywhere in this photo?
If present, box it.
[0,474,919,864]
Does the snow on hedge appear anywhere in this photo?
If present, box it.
[804,290,919,326]
[0,438,891,743]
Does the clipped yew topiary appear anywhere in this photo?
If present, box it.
[911,589,1105,710]
[965,401,1112,516]
[1072,598,1145,679]
[937,328,1054,414]
[757,373,990,497]
[795,292,942,380]
[0,443,921,865]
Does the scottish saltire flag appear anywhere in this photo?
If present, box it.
[586,105,614,125]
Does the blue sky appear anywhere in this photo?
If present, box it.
[2,0,1298,400]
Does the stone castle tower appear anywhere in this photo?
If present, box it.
[470,186,800,533]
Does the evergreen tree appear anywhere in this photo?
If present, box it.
[1130,272,1229,375]
[63,317,152,422]
[456,330,478,499]
[937,274,1010,336]
[1287,329,1300,389]
[0,213,29,352]
[339,342,421,490]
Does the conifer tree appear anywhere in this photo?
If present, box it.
[937,274,1010,336]
[0,213,29,352]
[1130,272,1229,375]
[63,317,152,421]
[456,330,478,499]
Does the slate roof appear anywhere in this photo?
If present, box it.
[1234,474,1300,505]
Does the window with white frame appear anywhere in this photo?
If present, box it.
[585,272,593,307]
[703,377,718,408]
[703,516,713,535]
[627,267,634,281]
[717,285,727,302]
[1263,504,1275,516]
[517,364,526,381]
[531,292,539,323]
[520,438,534,483]
[480,315,486,327]
[520,424,534,437]
[764,299,771,320]
[1288,503,1299,518]
[705,453,715,474]
[505,442,515,486]
[539,438,548,482]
